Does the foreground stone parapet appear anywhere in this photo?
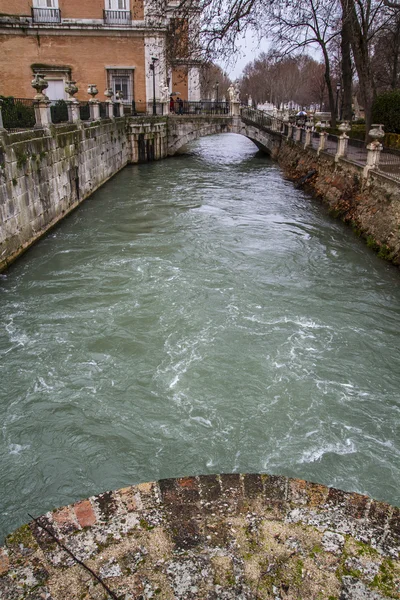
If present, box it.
[0,474,399,599]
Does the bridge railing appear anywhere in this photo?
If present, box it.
[240,106,400,183]
[169,101,231,116]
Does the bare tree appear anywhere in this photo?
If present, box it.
[200,63,232,99]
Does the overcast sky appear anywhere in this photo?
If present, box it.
[221,32,272,80]
[221,32,322,80]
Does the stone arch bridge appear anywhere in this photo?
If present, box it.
[167,114,282,158]
[128,110,283,163]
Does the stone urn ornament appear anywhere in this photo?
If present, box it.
[104,88,113,101]
[338,121,351,135]
[87,84,99,101]
[31,73,49,100]
[115,90,124,101]
[65,80,78,100]
[368,124,385,143]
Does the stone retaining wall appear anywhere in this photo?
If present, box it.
[0,474,399,599]
[0,119,130,272]
[276,141,400,265]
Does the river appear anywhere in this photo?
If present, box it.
[1,133,399,542]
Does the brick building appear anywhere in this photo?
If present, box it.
[0,0,200,104]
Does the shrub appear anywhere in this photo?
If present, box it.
[0,96,35,129]
[372,91,400,134]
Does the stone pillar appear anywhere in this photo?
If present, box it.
[318,131,327,155]
[294,126,302,142]
[335,121,351,160]
[287,123,293,139]
[363,140,383,178]
[304,127,312,148]
[31,73,52,128]
[336,134,349,160]
[34,100,52,128]
[87,84,100,120]
[89,101,100,121]
[231,101,240,117]
[106,102,114,119]
[104,88,114,119]
[65,81,79,123]
[67,100,80,123]
[0,99,4,130]
[115,91,124,117]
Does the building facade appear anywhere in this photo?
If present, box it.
[0,0,200,104]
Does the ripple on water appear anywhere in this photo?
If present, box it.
[1,133,400,543]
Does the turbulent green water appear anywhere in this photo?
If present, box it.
[1,133,400,542]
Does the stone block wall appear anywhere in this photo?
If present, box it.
[0,474,399,599]
[0,118,130,271]
[276,141,400,265]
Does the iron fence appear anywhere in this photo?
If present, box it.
[376,148,400,182]
[311,131,320,150]
[241,106,273,129]
[79,102,90,121]
[31,7,61,22]
[324,133,338,155]
[50,100,69,124]
[103,9,131,25]
[99,102,108,119]
[170,101,230,116]
[113,102,121,117]
[347,137,367,165]
[1,97,36,131]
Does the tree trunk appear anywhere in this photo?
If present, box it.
[390,17,400,89]
[341,17,353,121]
[322,45,336,127]
[341,0,375,141]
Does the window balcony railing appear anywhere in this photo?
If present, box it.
[103,9,132,25]
[31,7,61,23]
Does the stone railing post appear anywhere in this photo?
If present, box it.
[336,134,349,160]
[89,101,100,121]
[294,126,302,142]
[362,125,385,178]
[107,103,114,119]
[335,121,351,161]
[318,131,327,155]
[104,88,114,119]
[65,81,80,123]
[231,101,240,117]
[304,127,312,148]
[287,123,293,139]
[31,73,52,128]
[115,91,124,117]
[363,140,383,178]
[87,84,100,121]
[67,100,80,123]
[0,99,4,130]
[34,99,52,128]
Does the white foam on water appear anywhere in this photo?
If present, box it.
[5,318,29,347]
[8,444,30,455]
[299,439,356,463]
[190,416,212,428]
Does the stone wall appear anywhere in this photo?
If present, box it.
[0,474,399,599]
[0,118,131,272]
[276,141,400,265]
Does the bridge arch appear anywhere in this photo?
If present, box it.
[166,115,282,158]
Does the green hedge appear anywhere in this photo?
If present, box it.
[372,90,400,134]
[1,96,35,129]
